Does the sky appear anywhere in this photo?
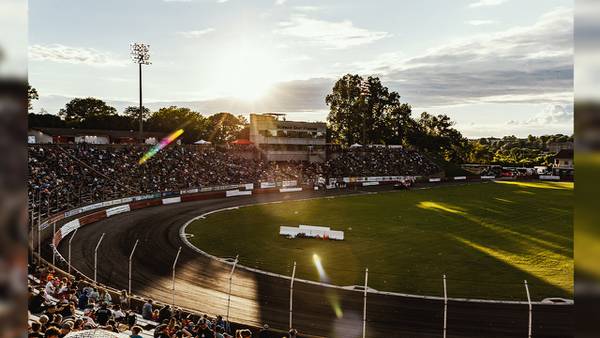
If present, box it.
[27,0,574,138]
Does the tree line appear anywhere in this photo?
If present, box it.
[28,92,248,144]
[28,77,572,167]
[324,74,572,167]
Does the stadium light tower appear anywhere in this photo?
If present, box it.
[130,43,151,142]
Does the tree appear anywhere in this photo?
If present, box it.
[28,85,39,112]
[146,106,206,143]
[408,112,470,163]
[388,103,413,145]
[205,112,247,144]
[123,106,151,122]
[28,110,66,128]
[325,74,364,145]
[325,74,410,145]
[58,97,117,125]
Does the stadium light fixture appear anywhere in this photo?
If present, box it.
[130,43,151,142]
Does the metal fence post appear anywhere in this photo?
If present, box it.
[172,247,182,307]
[443,275,448,338]
[128,240,140,296]
[362,268,368,338]
[226,255,239,326]
[289,261,297,330]
[30,209,34,250]
[524,280,532,338]
[93,233,106,283]
[68,228,79,275]
[52,222,56,266]
[37,220,41,259]
[37,190,42,259]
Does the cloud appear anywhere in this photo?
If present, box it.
[293,6,320,12]
[176,28,215,38]
[35,78,334,116]
[523,104,574,125]
[29,44,127,66]
[465,20,496,26]
[349,7,573,107]
[468,0,508,8]
[275,0,287,5]
[274,15,391,49]
[163,0,192,2]
[216,0,228,3]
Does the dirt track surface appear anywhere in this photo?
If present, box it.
[57,186,573,338]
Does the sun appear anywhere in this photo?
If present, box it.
[213,42,282,101]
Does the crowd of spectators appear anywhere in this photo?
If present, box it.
[28,262,298,338]
[323,146,439,178]
[28,144,439,216]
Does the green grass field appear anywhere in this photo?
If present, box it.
[188,181,573,300]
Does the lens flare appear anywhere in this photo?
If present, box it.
[313,254,330,282]
[139,129,184,164]
[312,254,342,317]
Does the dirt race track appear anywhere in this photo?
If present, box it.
[57,186,573,338]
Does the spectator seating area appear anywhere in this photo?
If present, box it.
[28,144,439,221]
[27,261,291,338]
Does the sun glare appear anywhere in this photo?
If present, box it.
[213,41,282,101]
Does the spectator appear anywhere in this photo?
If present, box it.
[130,326,143,338]
[98,288,112,305]
[258,324,269,338]
[119,290,129,309]
[214,326,226,338]
[235,329,251,338]
[158,304,172,324]
[44,327,60,338]
[28,322,44,338]
[59,322,72,337]
[142,299,153,320]
[95,302,112,326]
[197,321,213,338]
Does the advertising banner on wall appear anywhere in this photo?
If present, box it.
[260,182,277,189]
[282,180,297,187]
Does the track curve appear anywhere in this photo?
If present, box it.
[57,186,573,338]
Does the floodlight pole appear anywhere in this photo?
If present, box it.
[68,228,79,275]
[138,62,143,140]
[443,275,448,338]
[524,280,532,338]
[131,43,150,143]
[172,246,182,307]
[128,239,140,296]
[93,233,106,283]
[226,255,239,325]
[289,261,297,329]
[362,268,368,338]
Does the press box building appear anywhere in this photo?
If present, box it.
[249,113,326,162]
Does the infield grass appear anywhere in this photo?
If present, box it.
[188,181,573,300]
